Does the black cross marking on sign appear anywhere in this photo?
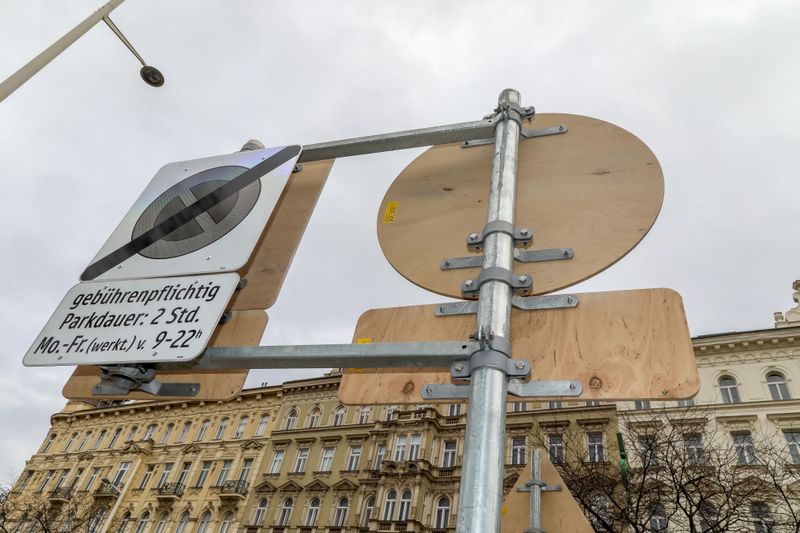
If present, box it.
[80,145,301,281]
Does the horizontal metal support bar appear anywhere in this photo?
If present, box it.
[511,294,579,311]
[164,341,477,370]
[461,124,568,148]
[299,117,499,162]
[508,379,583,397]
[436,301,479,316]
[515,247,574,263]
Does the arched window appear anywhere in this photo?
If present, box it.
[285,409,298,431]
[195,512,211,533]
[159,424,174,445]
[278,498,293,526]
[134,512,150,533]
[719,376,740,403]
[213,418,229,440]
[767,372,791,400]
[125,426,139,443]
[358,406,372,424]
[751,502,773,533]
[308,408,321,428]
[117,512,131,533]
[143,424,158,441]
[253,499,268,525]
[63,432,78,452]
[648,503,667,532]
[435,496,450,529]
[41,433,57,453]
[255,415,270,437]
[383,490,397,521]
[398,490,412,521]
[77,431,92,451]
[174,513,190,533]
[333,497,349,527]
[92,430,106,450]
[218,513,233,533]
[233,416,249,439]
[304,498,320,526]
[332,406,346,427]
[87,509,106,533]
[176,422,191,443]
[195,420,210,441]
[153,514,169,533]
[363,497,376,528]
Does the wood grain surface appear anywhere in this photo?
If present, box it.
[377,114,664,298]
[500,449,594,533]
[62,310,267,401]
[339,288,697,403]
[230,158,334,310]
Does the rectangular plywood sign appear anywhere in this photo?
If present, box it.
[62,309,267,402]
[339,288,698,404]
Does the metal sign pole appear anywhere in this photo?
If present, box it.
[456,89,523,533]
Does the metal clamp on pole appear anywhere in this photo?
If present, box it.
[462,266,532,298]
[466,221,532,251]
[517,449,563,533]
[93,365,199,397]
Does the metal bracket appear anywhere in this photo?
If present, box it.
[461,124,568,148]
[466,220,532,251]
[93,365,199,397]
[421,379,583,400]
[462,266,532,298]
[518,481,562,493]
[441,247,574,271]
[435,294,578,316]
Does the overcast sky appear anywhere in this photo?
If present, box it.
[1,0,799,481]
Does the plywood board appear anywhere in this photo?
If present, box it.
[339,288,697,403]
[62,310,267,401]
[230,159,335,310]
[377,114,664,298]
[500,449,594,533]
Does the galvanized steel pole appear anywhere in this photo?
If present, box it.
[0,0,126,103]
[456,88,522,533]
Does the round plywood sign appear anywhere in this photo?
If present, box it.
[377,113,664,298]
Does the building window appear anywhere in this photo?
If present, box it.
[719,376,740,403]
[586,400,600,407]
[254,415,270,437]
[308,407,321,428]
[319,447,335,472]
[16,471,33,491]
[733,432,757,465]
[174,513,190,533]
[767,372,791,400]
[511,436,527,465]
[346,445,362,470]
[435,496,451,529]
[176,462,192,486]
[117,513,131,533]
[442,441,457,467]
[70,467,84,489]
[408,434,421,460]
[304,498,320,526]
[153,514,168,533]
[53,470,69,491]
[332,406,346,427]
[112,462,131,485]
[253,499,269,525]
[87,509,105,533]
[156,463,173,488]
[233,416,249,439]
[63,433,77,452]
[677,398,695,407]
[270,450,285,474]
[108,428,122,449]
[512,402,527,412]
[195,461,212,487]
[138,465,155,490]
[125,426,138,443]
[648,504,668,532]
[176,422,191,443]
[684,434,704,465]
[548,401,562,410]
[698,503,718,532]
[92,430,106,450]
[84,468,101,491]
[363,497,376,527]
[588,432,605,463]
[278,498,294,526]
[383,490,397,520]
[195,420,210,441]
[751,502,774,533]
[634,400,651,410]
[239,458,253,481]
[398,490,412,521]
[218,513,233,533]
[285,409,298,430]
[133,512,149,533]
[784,431,800,463]
[159,424,173,445]
[333,497,349,526]
[374,444,386,468]
[216,460,232,485]
[448,404,461,417]
[41,434,57,453]
[548,435,565,464]
[196,512,211,533]
[213,418,229,440]
[395,436,408,461]
[293,448,309,473]
[358,406,372,424]
[143,424,157,441]
[77,432,91,451]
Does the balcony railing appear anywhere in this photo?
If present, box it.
[94,480,123,498]
[48,487,73,502]
[218,479,249,499]
[156,482,184,500]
